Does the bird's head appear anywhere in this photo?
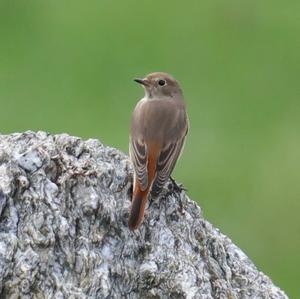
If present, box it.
[134,72,183,98]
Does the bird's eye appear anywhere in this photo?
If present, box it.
[158,79,166,86]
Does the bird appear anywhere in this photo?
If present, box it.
[128,72,189,230]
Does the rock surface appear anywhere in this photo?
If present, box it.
[0,131,288,299]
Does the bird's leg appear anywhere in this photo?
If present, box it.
[169,177,186,215]
[148,193,154,209]
[170,176,187,193]
[148,192,160,209]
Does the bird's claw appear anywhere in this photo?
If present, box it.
[169,177,187,193]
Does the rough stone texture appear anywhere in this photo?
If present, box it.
[0,131,288,299]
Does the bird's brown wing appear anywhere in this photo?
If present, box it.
[129,137,148,191]
[150,136,186,196]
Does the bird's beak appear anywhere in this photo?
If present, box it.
[134,78,150,87]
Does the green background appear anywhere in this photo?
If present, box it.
[0,1,299,297]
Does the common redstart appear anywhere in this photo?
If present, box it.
[128,72,188,230]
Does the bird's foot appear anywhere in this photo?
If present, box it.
[169,177,187,193]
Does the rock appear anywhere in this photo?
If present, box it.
[0,131,288,299]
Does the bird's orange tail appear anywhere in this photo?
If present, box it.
[128,184,148,230]
[128,143,159,230]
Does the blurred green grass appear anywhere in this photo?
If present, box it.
[0,1,299,297]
